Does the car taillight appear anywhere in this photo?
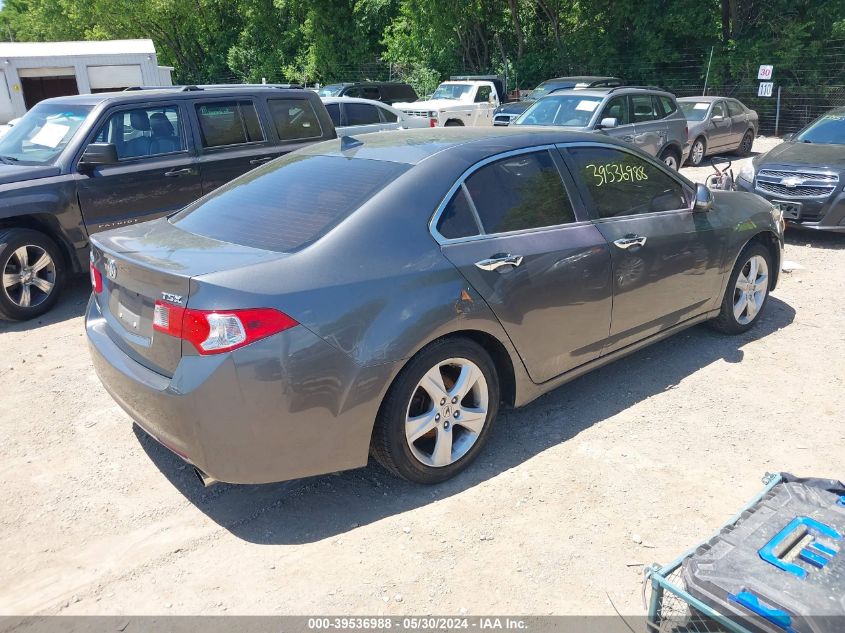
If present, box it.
[89,253,103,293]
[153,301,297,354]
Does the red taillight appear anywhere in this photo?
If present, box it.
[153,301,297,354]
[90,262,103,293]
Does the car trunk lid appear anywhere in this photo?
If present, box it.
[90,218,284,376]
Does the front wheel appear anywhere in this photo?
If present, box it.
[0,228,64,321]
[709,242,771,334]
[688,137,706,166]
[371,337,499,483]
[737,130,754,156]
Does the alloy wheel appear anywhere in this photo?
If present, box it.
[741,132,754,154]
[405,358,489,468]
[2,245,56,308]
[691,140,705,166]
[733,254,768,325]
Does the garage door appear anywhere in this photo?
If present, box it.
[18,68,79,110]
[87,65,143,92]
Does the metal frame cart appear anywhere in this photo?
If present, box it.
[644,473,783,633]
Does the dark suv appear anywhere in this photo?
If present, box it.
[737,107,845,232]
[0,85,335,320]
[316,82,419,105]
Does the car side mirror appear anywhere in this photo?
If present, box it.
[711,115,724,123]
[597,117,618,129]
[694,183,713,211]
[79,143,118,170]
[488,93,496,105]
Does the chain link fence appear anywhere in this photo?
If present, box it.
[203,42,845,136]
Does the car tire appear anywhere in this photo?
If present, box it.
[659,147,681,170]
[444,120,464,127]
[737,129,755,156]
[0,228,64,321]
[371,337,499,484]
[709,242,771,335]
[688,137,707,166]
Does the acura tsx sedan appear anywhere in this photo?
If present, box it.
[87,128,784,486]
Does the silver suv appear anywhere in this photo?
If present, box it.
[513,86,689,169]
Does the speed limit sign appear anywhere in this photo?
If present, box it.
[757,65,774,80]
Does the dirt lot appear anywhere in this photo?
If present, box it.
[1,136,843,617]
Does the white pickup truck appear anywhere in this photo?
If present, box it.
[394,80,500,127]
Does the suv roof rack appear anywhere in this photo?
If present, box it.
[123,85,201,92]
[123,83,303,92]
[606,85,668,93]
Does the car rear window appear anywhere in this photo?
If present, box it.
[171,155,408,252]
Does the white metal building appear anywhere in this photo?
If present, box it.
[0,39,173,123]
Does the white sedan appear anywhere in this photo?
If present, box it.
[321,97,428,136]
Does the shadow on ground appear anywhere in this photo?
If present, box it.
[138,296,795,545]
[0,275,90,333]
[785,226,845,250]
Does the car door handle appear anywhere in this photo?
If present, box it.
[474,254,524,271]
[164,168,193,177]
[613,235,647,249]
[249,156,273,165]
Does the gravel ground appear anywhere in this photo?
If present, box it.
[1,136,843,617]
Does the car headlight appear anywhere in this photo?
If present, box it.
[738,163,756,183]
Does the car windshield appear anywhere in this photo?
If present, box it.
[0,103,92,165]
[171,154,409,253]
[431,84,473,100]
[794,111,845,145]
[514,95,603,127]
[317,85,344,97]
[679,101,711,122]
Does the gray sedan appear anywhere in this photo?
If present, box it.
[679,96,759,166]
[86,128,783,486]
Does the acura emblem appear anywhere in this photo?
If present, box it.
[105,258,117,280]
[781,176,804,188]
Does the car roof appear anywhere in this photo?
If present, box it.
[678,96,734,103]
[298,127,641,166]
[543,86,673,98]
[34,86,310,107]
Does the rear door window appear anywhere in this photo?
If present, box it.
[345,103,381,126]
[659,96,677,116]
[194,101,265,148]
[267,98,322,141]
[324,103,341,127]
[171,155,408,252]
[361,86,381,101]
[378,106,398,123]
[567,146,688,218]
[463,150,576,234]
[436,187,480,239]
[631,95,657,122]
[727,100,744,117]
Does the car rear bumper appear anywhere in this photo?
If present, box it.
[737,178,845,233]
[86,296,395,484]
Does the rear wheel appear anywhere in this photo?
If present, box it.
[737,129,755,156]
[0,228,64,321]
[371,337,499,483]
[688,137,706,166]
[709,242,771,334]
[444,119,464,127]
[660,147,681,170]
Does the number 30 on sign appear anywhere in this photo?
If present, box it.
[758,82,774,97]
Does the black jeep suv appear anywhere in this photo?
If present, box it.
[737,107,845,232]
[0,85,335,320]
